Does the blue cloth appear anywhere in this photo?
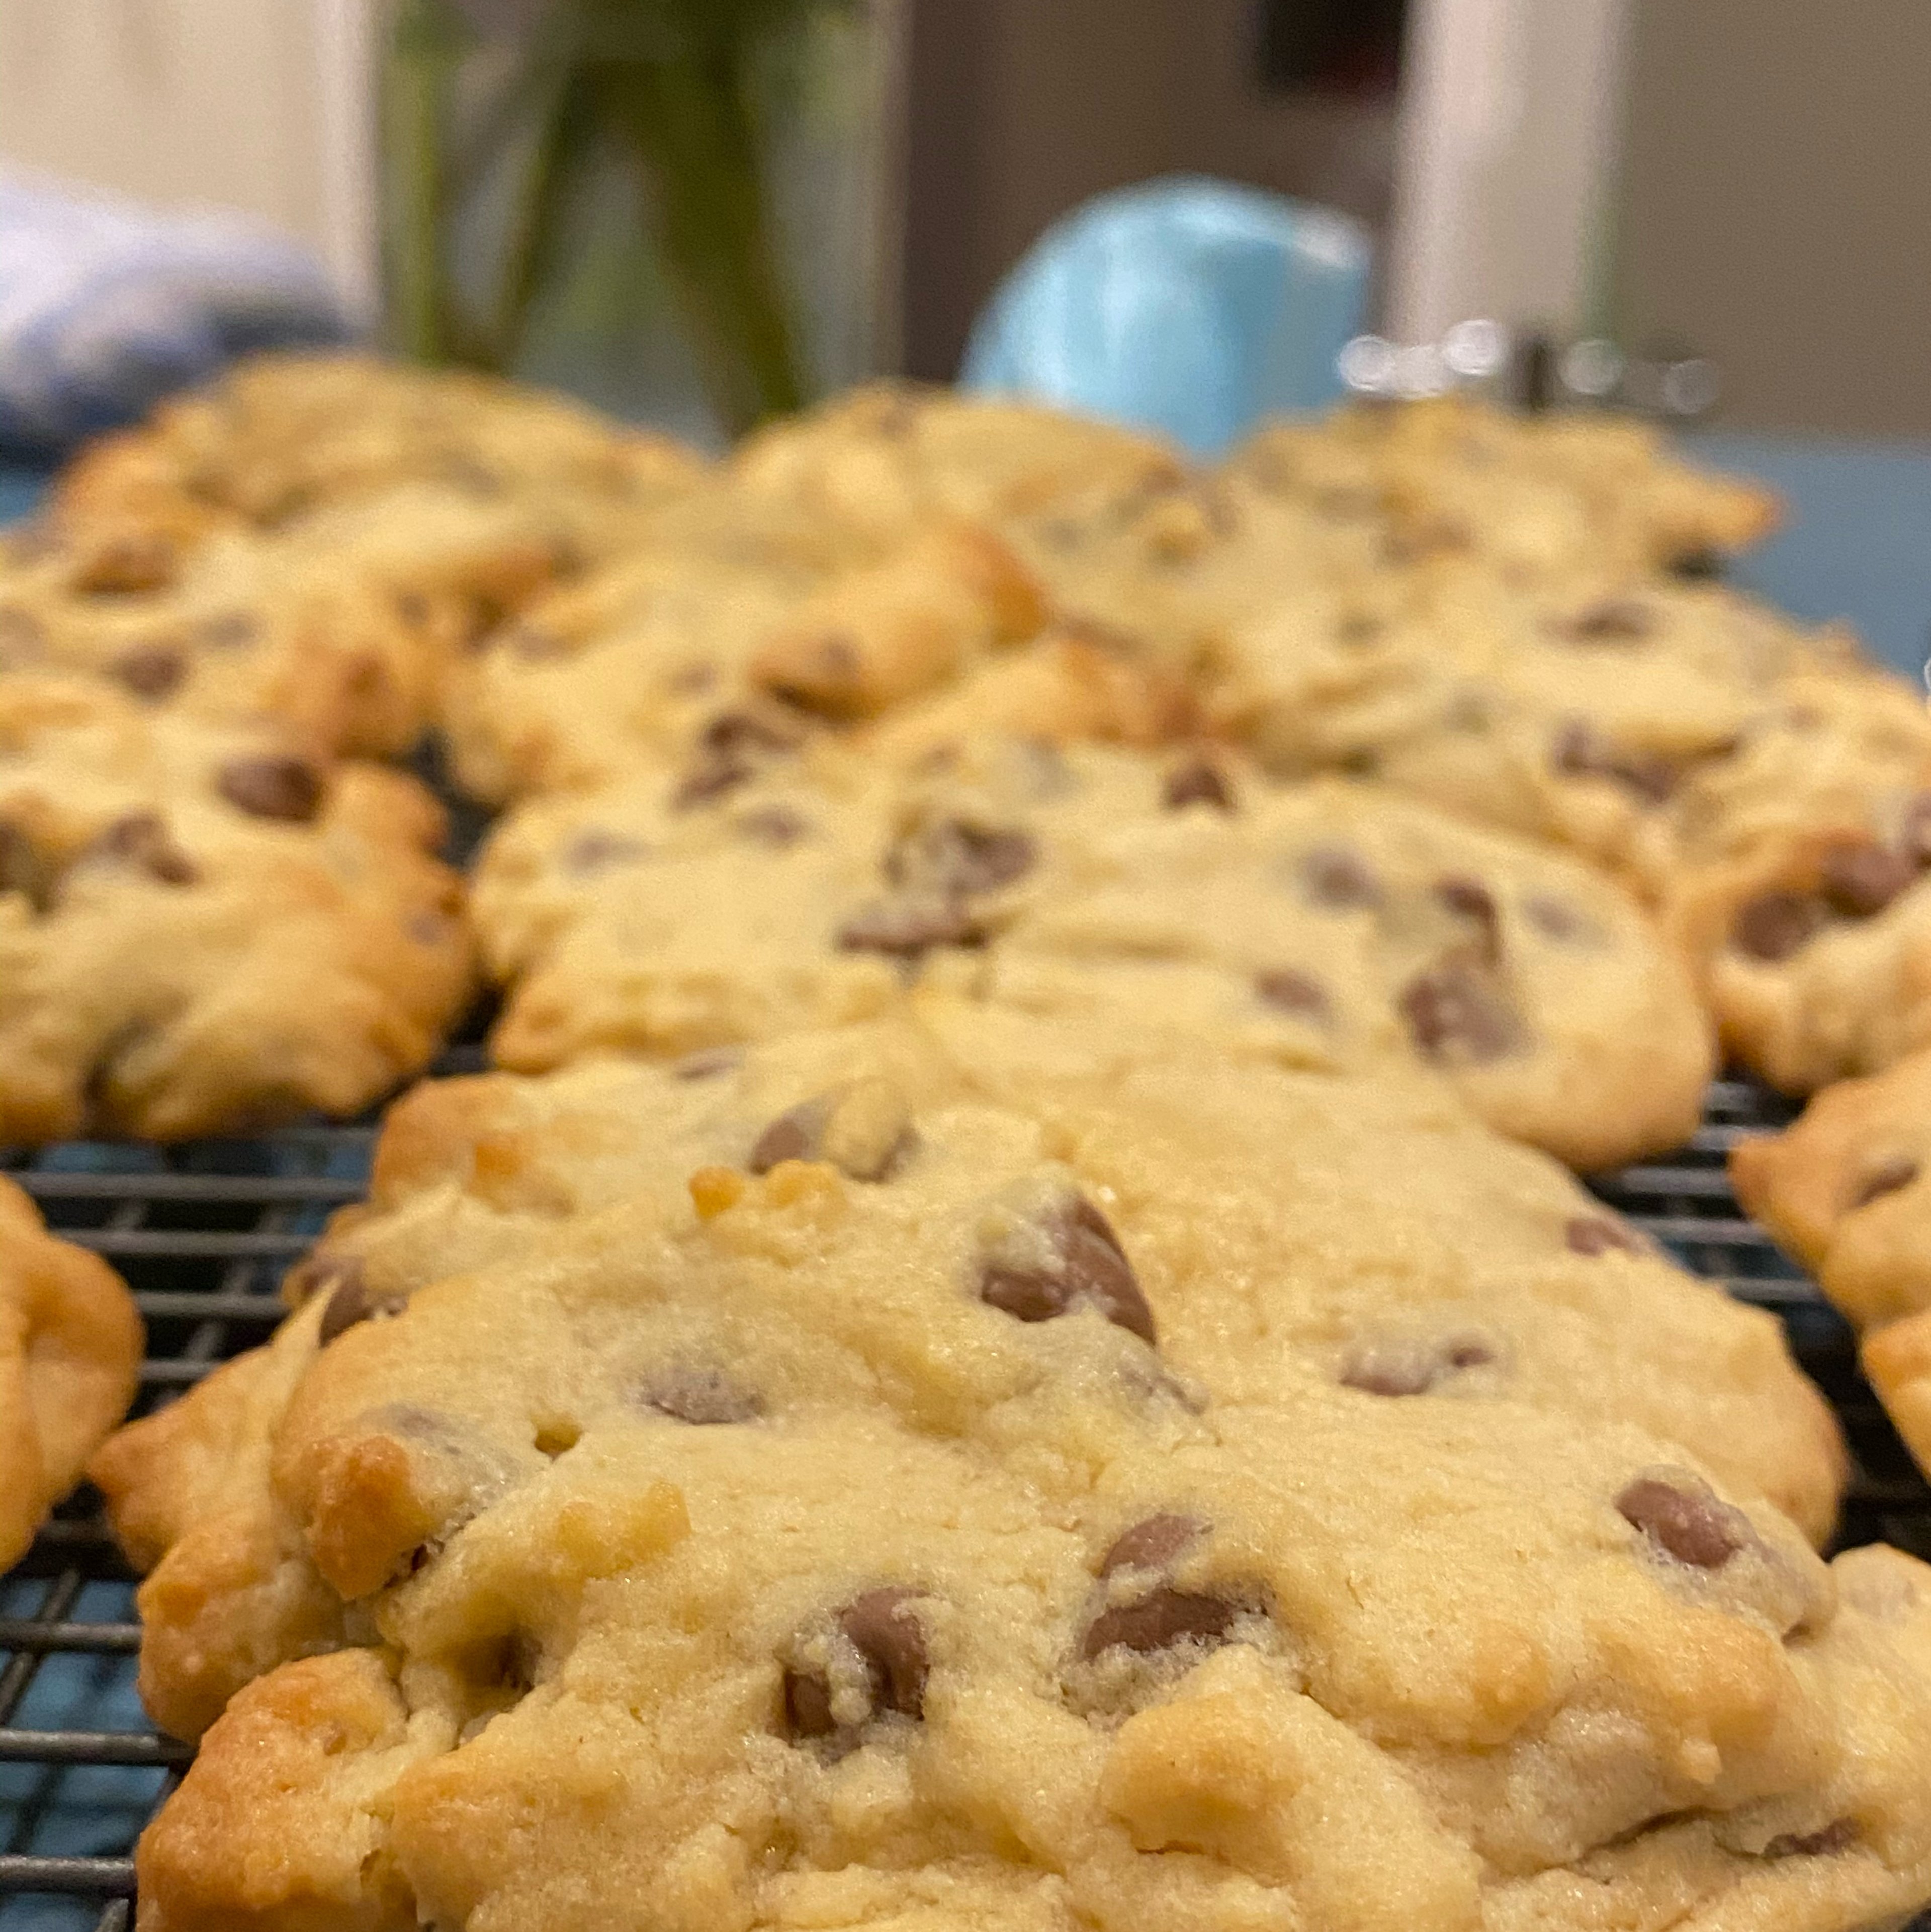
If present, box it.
[961,176,1370,457]
[1686,431,1931,681]
[0,169,349,457]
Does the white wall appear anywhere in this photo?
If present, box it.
[0,0,378,312]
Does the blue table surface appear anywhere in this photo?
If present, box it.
[4,429,1927,669]
[0,430,1928,1928]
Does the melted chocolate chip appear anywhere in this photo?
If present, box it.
[1616,1470,1749,1569]
[561,829,649,876]
[1254,967,1330,1021]
[642,1368,763,1425]
[671,708,804,809]
[1819,841,1916,918]
[1562,597,1655,641]
[1436,875,1502,960]
[836,896,983,960]
[1399,955,1525,1064]
[1098,1514,1201,1577]
[89,811,198,886]
[1668,548,1723,581]
[112,644,186,701]
[217,755,324,823]
[318,1274,408,1345]
[784,1587,931,1740]
[748,1097,828,1173]
[75,534,175,596]
[886,819,1036,898]
[1162,758,1235,813]
[1763,1820,1857,1860]
[737,805,810,848]
[1523,894,1590,943]
[1081,1588,1236,1661]
[197,611,259,650]
[1300,845,1383,911]
[1341,1334,1496,1397]
[979,1195,1156,1345]
[671,1046,741,1081]
[1566,1214,1644,1257]
[1853,1155,1919,1207]
[1731,891,1829,962]
[1550,721,1677,804]
[0,821,52,911]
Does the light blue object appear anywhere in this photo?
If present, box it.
[0,167,350,456]
[960,176,1370,457]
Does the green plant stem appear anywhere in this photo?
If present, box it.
[485,66,596,372]
[384,0,463,364]
[594,43,807,432]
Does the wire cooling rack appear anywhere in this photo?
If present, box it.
[2,1072,1929,1931]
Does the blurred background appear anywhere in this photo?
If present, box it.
[1,0,1926,653]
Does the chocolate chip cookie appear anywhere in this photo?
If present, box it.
[472,734,1713,1169]
[96,1010,1931,1932]
[0,671,474,1140]
[1732,1051,1931,1477]
[0,1175,142,1568]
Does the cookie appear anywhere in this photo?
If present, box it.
[443,489,1052,802]
[100,1013,1931,1932]
[471,734,1713,1169]
[1226,393,1780,583]
[0,671,474,1141]
[1731,1051,1931,1476]
[0,1174,142,1568]
[52,350,703,549]
[96,1004,1841,1740]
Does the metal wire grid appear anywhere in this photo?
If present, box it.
[1,1074,1928,1931]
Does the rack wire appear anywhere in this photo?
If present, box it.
[3,1071,1928,1931]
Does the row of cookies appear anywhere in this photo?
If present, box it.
[82,1001,1931,1929]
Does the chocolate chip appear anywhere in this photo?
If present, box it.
[1341,1333,1496,1397]
[0,821,52,911]
[1852,1155,1919,1207]
[1562,596,1655,641]
[1763,1820,1857,1860]
[561,830,649,876]
[0,607,46,661]
[1300,845,1382,911]
[75,533,175,595]
[112,644,186,701]
[1254,967,1329,1021]
[672,1046,741,1081]
[784,1587,931,1740]
[978,1195,1156,1345]
[1399,955,1524,1064]
[217,755,324,822]
[87,811,198,886]
[1668,548,1723,580]
[748,1097,829,1173]
[1436,875,1502,960]
[671,708,805,809]
[1081,1587,1236,1661]
[836,896,983,960]
[318,1274,408,1345]
[1819,841,1916,918]
[197,611,259,650]
[1523,894,1590,943]
[1616,1470,1750,1569]
[1551,721,1677,804]
[642,1368,762,1425]
[1900,794,1931,867]
[1566,1214,1644,1257]
[1731,891,1829,961]
[1162,758,1235,813]
[737,805,810,847]
[1099,1513,1202,1577]
[886,819,1036,898]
